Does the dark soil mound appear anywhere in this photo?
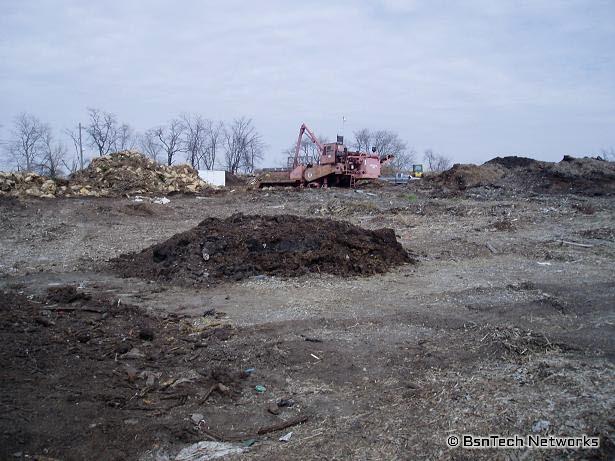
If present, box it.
[112,214,411,284]
[424,163,507,190]
[225,171,247,187]
[424,156,615,196]
[537,157,615,195]
[485,156,539,169]
[46,285,91,303]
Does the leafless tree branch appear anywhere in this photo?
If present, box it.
[353,128,414,170]
[86,108,118,156]
[599,147,614,161]
[424,149,452,172]
[7,113,47,172]
[154,119,185,166]
[224,117,262,174]
[113,123,136,152]
[139,130,163,163]
[40,127,66,178]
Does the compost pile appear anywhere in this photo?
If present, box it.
[423,155,615,196]
[424,163,507,191]
[0,150,207,198]
[113,214,411,284]
[225,171,248,187]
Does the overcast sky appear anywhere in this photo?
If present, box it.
[1,0,614,166]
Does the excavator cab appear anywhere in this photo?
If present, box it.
[320,143,340,165]
[412,164,423,178]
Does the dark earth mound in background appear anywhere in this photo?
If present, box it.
[485,156,539,169]
[424,155,615,196]
[112,214,412,285]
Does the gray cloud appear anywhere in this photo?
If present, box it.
[1,0,614,166]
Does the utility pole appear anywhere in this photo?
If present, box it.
[78,122,84,169]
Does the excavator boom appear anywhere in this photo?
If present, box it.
[293,123,324,168]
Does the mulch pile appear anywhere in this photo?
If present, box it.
[423,155,615,196]
[112,214,411,285]
[71,150,206,195]
[0,172,69,198]
[0,151,208,198]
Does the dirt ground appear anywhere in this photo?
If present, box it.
[1,183,614,460]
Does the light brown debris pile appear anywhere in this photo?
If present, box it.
[72,151,206,195]
[0,151,207,198]
[0,172,67,198]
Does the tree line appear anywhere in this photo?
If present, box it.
[3,109,456,179]
[2,108,264,177]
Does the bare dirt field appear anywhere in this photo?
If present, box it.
[1,182,614,460]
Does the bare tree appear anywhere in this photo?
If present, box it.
[388,150,417,171]
[353,129,407,155]
[61,156,80,176]
[86,108,118,156]
[184,118,225,170]
[203,120,224,170]
[40,128,66,178]
[242,136,265,173]
[65,126,85,170]
[139,130,163,163]
[353,128,372,152]
[599,147,614,161]
[223,118,263,174]
[303,136,328,163]
[181,114,207,169]
[154,119,185,166]
[7,113,46,172]
[113,123,135,152]
[353,128,414,170]
[371,130,408,157]
[424,149,452,172]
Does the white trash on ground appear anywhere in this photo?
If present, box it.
[174,441,246,461]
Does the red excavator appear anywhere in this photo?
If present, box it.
[258,123,393,188]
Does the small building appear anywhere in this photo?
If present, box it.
[198,170,226,187]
